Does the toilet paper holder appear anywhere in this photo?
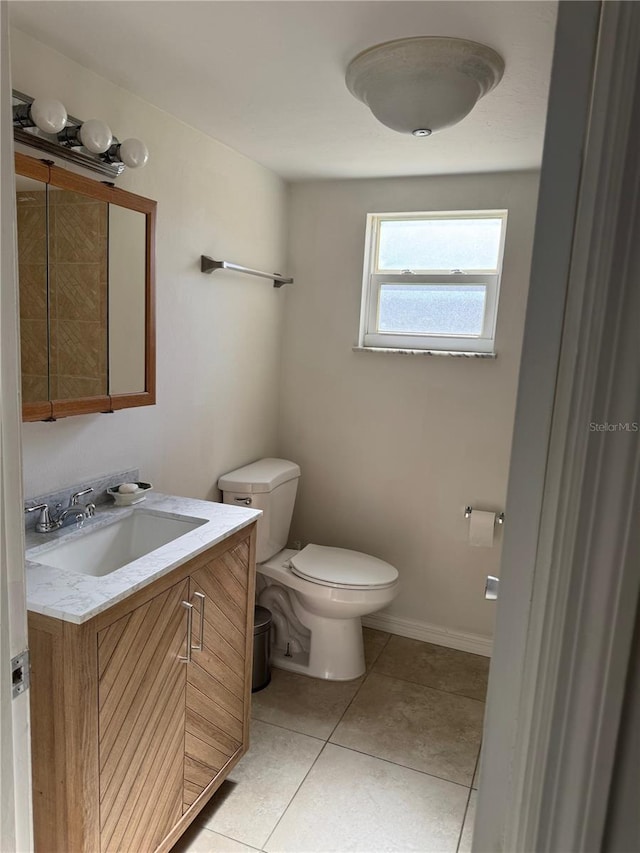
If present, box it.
[465,506,505,525]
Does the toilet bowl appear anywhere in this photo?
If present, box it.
[218,459,399,680]
[259,546,398,680]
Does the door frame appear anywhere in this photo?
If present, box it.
[0,2,33,850]
[474,1,640,850]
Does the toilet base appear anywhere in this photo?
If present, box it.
[258,549,396,682]
[271,614,366,681]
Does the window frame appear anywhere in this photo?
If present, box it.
[358,210,508,354]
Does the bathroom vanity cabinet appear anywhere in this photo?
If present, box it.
[28,525,256,853]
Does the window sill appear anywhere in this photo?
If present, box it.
[352,346,497,359]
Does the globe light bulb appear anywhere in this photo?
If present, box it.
[119,138,149,169]
[79,119,113,154]
[30,98,67,134]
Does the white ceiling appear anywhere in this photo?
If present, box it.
[9,1,557,180]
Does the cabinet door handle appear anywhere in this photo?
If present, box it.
[193,592,205,652]
[179,601,194,663]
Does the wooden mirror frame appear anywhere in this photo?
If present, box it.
[16,152,156,422]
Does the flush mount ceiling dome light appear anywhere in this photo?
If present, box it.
[346,37,505,136]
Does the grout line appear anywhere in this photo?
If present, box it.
[324,671,371,743]
[472,740,481,791]
[455,742,482,852]
[317,629,396,743]
[326,741,474,791]
[455,785,474,853]
[364,629,393,670]
[253,702,475,791]
[249,714,327,742]
[198,825,263,852]
[368,667,488,704]
[261,740,330,851]
[257,634,394,853]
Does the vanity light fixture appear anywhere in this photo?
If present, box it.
[12,90,149,179]
[58,117,113,154]
[345,36,505,136]
[102,137,150,169]
[12,96,68,134]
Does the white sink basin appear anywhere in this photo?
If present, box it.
[34,510,208,577]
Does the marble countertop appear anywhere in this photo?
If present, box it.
[25,493,261,624]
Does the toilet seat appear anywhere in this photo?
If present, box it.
[289,544,398,590]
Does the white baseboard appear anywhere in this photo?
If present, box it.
[362,612,493,657]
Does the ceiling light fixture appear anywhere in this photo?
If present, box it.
[346,37,505,137]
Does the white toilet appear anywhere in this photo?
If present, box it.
[218,458,399,681]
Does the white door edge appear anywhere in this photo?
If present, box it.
[0,4,33,851]
[523,1,640,848]
[474,2,640,851]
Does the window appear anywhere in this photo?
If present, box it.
[358,211,508,354]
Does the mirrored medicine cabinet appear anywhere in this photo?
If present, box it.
[15,152,156,421]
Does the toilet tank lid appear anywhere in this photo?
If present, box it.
[218,458,301,494]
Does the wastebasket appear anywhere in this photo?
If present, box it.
[252,605,272,692]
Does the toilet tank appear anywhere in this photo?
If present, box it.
[218,458,301,563]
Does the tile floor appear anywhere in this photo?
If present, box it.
[172,630,486,853]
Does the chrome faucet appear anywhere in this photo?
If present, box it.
[25,488,97,534]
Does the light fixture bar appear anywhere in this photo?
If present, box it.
[12,89,125,181]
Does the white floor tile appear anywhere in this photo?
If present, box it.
[199,720,323,850]
[331,672,483,785]
[264,743,468,852]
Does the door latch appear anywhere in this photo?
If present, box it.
[11,650,30,699]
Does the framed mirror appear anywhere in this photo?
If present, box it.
[15,152,156,421]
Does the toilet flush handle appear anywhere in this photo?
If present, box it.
[234,497,252,506]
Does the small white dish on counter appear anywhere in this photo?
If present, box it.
[107,481,153,506]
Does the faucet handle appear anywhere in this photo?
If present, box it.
[25,503,53,532]
[70,487,94,506]
[25,502,48,515]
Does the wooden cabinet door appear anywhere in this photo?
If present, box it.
[183,540,253,810]
[97,578,190,853]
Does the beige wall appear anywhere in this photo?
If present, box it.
[12,29,288,501]
[280,172,539,642]
[12,30,538,642]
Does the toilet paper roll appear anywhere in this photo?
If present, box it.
[468,510,495,547]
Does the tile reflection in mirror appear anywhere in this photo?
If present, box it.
[16,174,49,403]
[48,186,108,400]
